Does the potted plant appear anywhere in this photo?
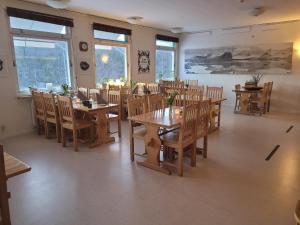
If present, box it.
[61,84,70,96]
[245,73,263,87]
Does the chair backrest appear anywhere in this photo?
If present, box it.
[162,80,184,89]
[0,145,11,225]
[108,84,120,91]
[43,93,59,120]
[128,98,147,127]
[295,200,300,225]
[267,82,273,99]
[185,88,203,105]
[206,86,223,99]
[57,95,75,125]
[32,91,46,118]
[259,83,269,105]
[179,103,198,144]
[147,94,165,112]
[78,87,89,98]
[108,90,121,105]
[196,100,211,138]
[235,84,241,91]
[185,80,198,87]
[147,83,159,93]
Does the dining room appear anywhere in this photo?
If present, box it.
[0,0,300,225]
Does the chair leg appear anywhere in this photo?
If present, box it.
[118,117,121,138]
[89,125,94,143]
[56,123,61,143]
[0,192,11,225]
[73,130,78,152]
[203,136,208,158]
[130,130,134,161]
[36,119,41,135]
[177,147,184,176]
[61,127,66,147]
[45,121,49,139]
[191,142,196,167]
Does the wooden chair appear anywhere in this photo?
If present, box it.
[195,100,211,158]
[234,84,241,112]
[31,91,46,135]
[161,103,199,176]
[206,86,223,99]
[107,90,122,138]
[185,88,203,105]
[295,200,300,225]
[147,83,159,94]
[42,93,61,142]
[250,83,268,115]
[120,86,130,120]
[267,81,273,112]
[206,86,223,128]
[127,98,147,161]
[108,84,120,91]
[0,145,11,225]
[57,96,94,151]
[147,94,165,112]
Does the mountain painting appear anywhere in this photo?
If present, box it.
[184,43,293,75]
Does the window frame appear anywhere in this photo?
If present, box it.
[93,35,131,87]
[8,16,74,95]
[155,41,178,82]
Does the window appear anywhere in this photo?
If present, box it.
[13,37,71,92]
[93,23,131,86]
[95,44,127,85]
[155,35,179,81]
[7,7,74,93]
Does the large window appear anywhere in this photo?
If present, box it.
[93,23,131,86]
[155,35,178,81]
[7,7,73,93]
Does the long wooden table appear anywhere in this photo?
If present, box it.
[4,152,31,179]
[73,103,119,147]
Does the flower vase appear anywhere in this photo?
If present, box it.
[169,105,173,118]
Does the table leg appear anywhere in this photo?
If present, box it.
[137,123,171,175]
[90,110,115,148]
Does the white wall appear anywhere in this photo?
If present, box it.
[179,22,300,114]
[0,0,178,139]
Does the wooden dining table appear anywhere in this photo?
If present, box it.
[4,152,31,179]
[128,106,183,174]
[232,88,262,114]
[73,102,119,147]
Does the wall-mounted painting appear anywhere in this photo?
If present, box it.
[184,42,293,75]
[138,50,150,73]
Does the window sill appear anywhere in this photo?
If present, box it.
[16,93,32,100]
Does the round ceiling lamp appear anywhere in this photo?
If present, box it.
[126,16,143,24]
[250,7,265,16]
[170,27,183,34]
[47,0,70,9]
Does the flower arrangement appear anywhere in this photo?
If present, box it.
[166,91,178,106]
[61,84,70,96]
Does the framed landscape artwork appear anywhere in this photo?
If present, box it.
[184,42,293,75]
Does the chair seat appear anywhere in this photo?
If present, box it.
[132,126,147,139]
[108,113,119,120]
[62,120,92,130]
[36,114,45,121]
[46,116,57,124]
[161,130,194,149]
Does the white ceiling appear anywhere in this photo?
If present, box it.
[23,0,300,32]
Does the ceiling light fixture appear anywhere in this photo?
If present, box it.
[250,7,265,17]
[170,27,183,34]
[126,16,143,24]
[47,0,70,9]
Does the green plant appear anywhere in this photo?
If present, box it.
[61,84,70,96]
[166,91,178,106]
[246,73,263,85]
[120,75,127,83]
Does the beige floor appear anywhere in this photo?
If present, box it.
[2,108,300,225]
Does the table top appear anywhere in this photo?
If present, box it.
[5,152,31,179]
[73,103,118,113]
[202,97,227,104]
[128,106,183,129]
[232,89,262,93]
